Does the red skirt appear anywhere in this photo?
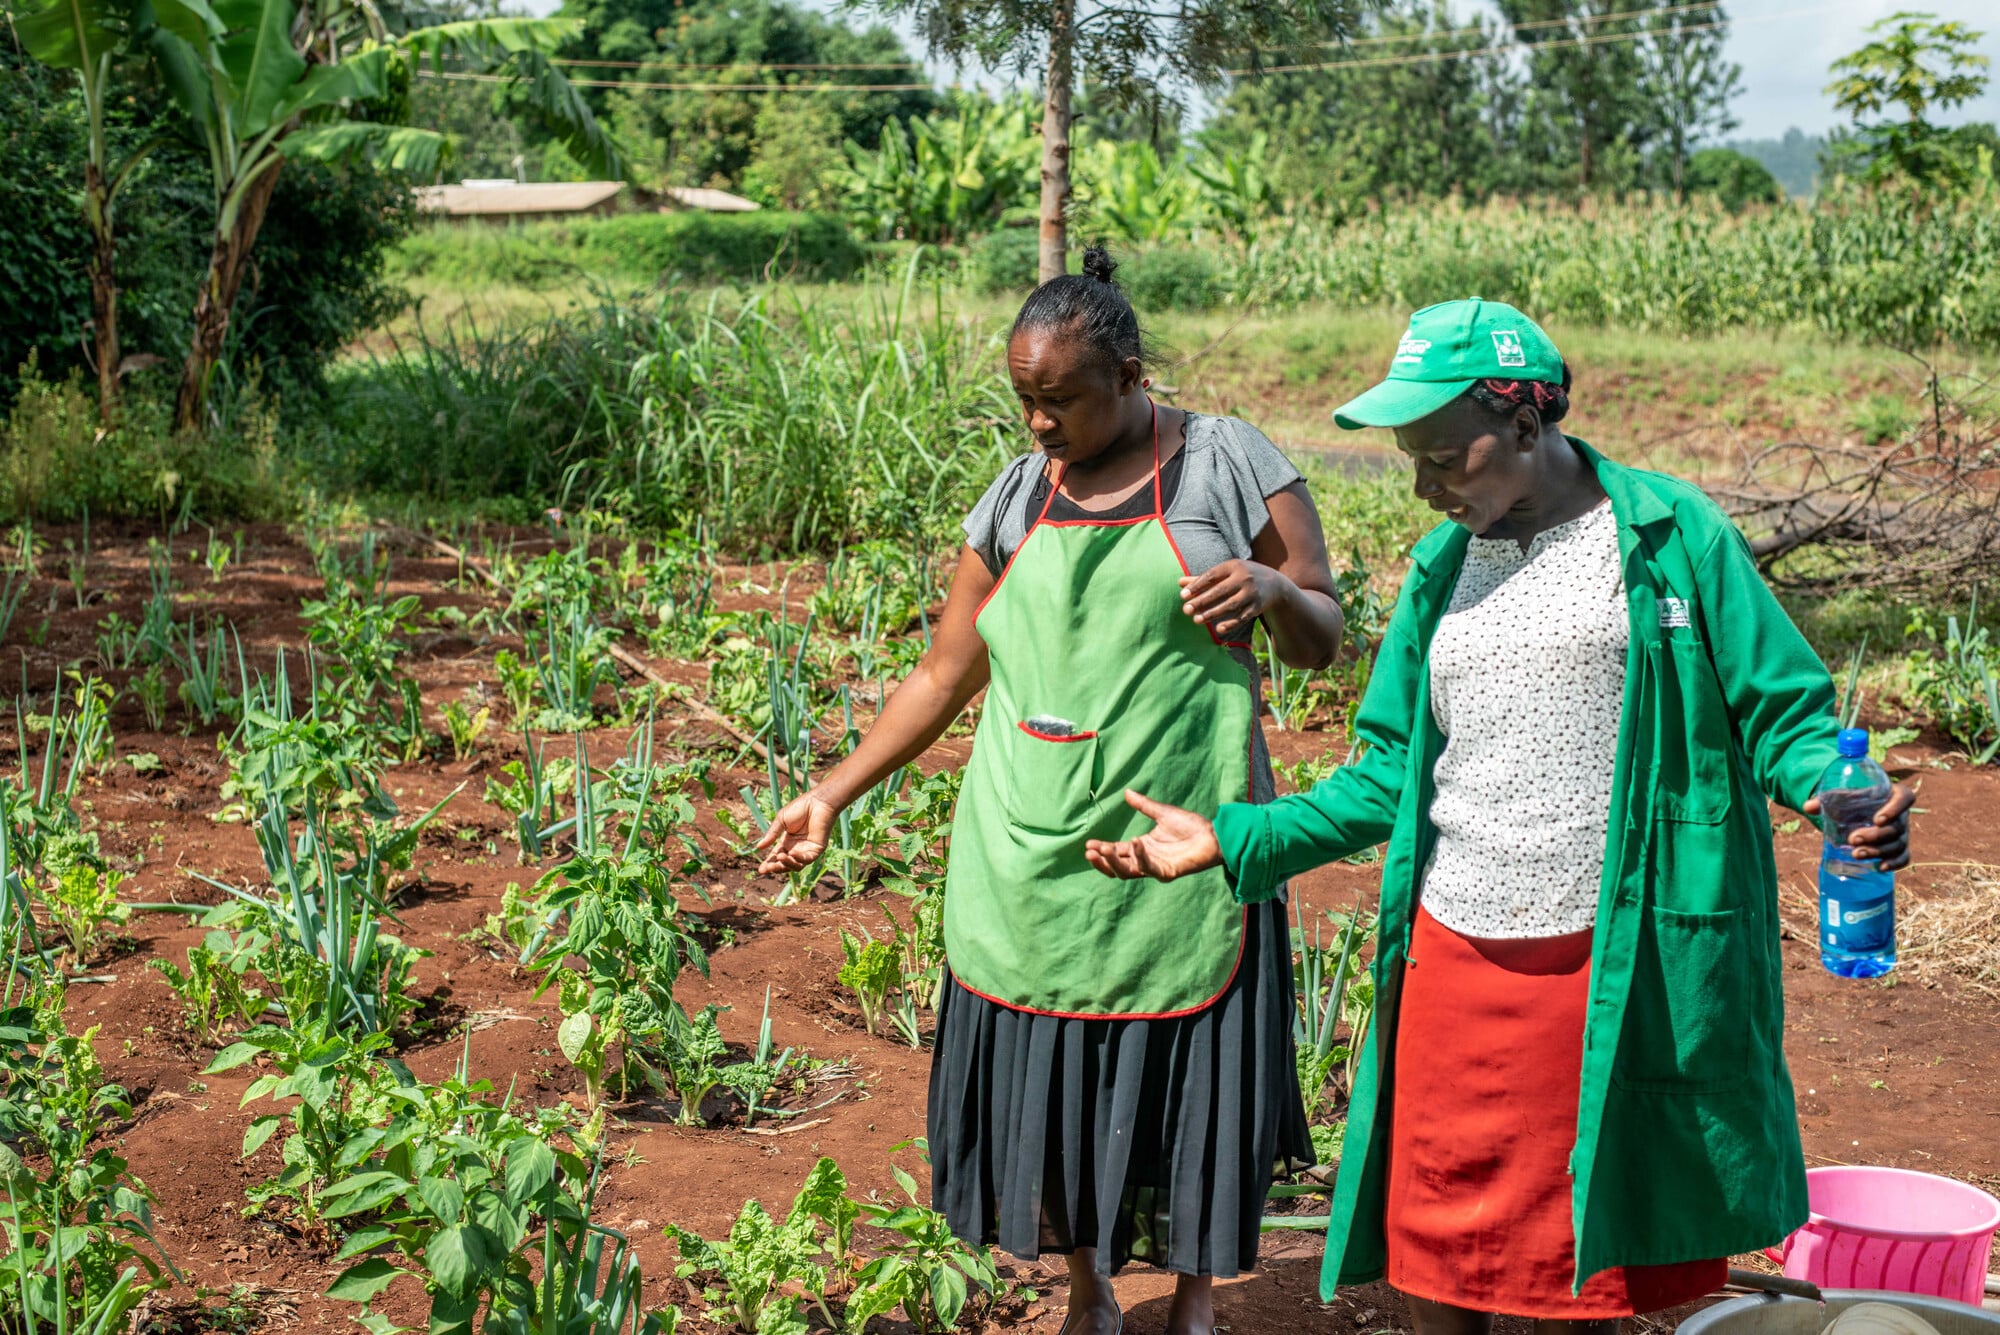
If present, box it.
[1385,904,1725,1319]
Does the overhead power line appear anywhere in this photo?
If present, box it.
[1303,0,1727,51]
[547,57,925,71]
[419,68,937,92]
[1226,5,1827,77]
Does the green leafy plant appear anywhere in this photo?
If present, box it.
[524,735,711,1108]
[1905,598,2000,764]
[496,546,624,731]
[444,693,492,760]
[32,830,128,966]
[837,927,898,1038]
[130,663,168,732]
[664,1160,853,1334]
[147,918,266,1049]
[656,1003,735,1129]
[205,1015,410,1221]
[0,1004,181,1328]
[203,529,234,583]
[324,1059,677,1335]
[845,1150,999,1335]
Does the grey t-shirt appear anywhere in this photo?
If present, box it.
[962,412,1305,580]
[960,412,1305,814]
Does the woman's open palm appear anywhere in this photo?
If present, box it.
[1086,790,1223,882]
[755,793,835,875]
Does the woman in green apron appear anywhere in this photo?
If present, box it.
[756,246,1346,1335]
[1086,299,1915,1334]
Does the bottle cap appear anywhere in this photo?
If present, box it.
[1837,728,1869,759]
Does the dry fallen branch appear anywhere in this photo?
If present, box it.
[1707,367,2000,594]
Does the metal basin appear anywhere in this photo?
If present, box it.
[1679,1292,2000,1335]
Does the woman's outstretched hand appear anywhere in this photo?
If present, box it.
[1085,790,1224,882]
[1803,781,1917,872]
[755,792,838,875]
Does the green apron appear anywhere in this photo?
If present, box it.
[944,406,1257,1018]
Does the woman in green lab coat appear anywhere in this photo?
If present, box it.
[1088,300,1914,1334]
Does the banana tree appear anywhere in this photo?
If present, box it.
[14,0,158,422]
[139,0,623,431]
[1188,131,1275,239]
[834,92,1038,243]
[1071,138,1198,245]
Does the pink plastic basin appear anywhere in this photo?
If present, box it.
[1766,1166,2000,1306]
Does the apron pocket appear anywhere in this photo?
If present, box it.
[1003,722,1100,835]
[1611,905,1750,1094]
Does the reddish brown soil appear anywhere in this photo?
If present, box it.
[9,524,1998,1333]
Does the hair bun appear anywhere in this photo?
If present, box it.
[1080,244,1119,284]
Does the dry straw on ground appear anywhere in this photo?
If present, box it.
[1897,864,2000,994]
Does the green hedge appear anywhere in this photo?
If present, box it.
[393,210,869,288]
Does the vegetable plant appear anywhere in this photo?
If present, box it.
[443,693,492,760]
[664,1160,846,1334]
[31,830,128,965]
[846,1153,1000,1335]
[147,916,266,1048]
[1905,598,2000,764]
[651,1002,773,1129]
[206,1015,412,1221]
[175,617,242,727]
[525,731,712,1108]
[837,928,898,1038]
[326,1057,678,1335]
[0,998,180,1328]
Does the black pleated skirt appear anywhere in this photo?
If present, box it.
[926,898,1312,1278]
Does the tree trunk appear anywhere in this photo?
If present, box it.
[83,162,120,425]
[173,161,284,434]
[1579,117,1595,190]
[1037,0,1075,286]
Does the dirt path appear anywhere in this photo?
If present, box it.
[9,524,1998,1332]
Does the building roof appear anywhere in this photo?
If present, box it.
[415,181,625,216]
[659,185,761,213]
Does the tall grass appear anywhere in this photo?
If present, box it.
[325,257,1017,552]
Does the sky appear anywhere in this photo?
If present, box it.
[521,0,2000,142]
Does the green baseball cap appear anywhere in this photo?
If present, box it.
[1332,299,1564,430]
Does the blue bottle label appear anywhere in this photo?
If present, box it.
[1823,888,1893,953]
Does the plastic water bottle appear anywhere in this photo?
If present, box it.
[1816,728,1896,978]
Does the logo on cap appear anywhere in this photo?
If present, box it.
[1394,335,1431,365]
[1492,330,1526,368]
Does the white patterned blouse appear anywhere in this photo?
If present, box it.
[1420,500,1630,940]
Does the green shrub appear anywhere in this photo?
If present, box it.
[1684,148,1785,211]
[1121,247,1224,312]
[967,228,1039,294]
[585,210,866,282]
[0,357,282,523]
[394,211,867,290]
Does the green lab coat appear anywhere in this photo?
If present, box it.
[1214,440,1836,1297]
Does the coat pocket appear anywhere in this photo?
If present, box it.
[1002,722,1101,836]
[1611,905,1750,1094]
